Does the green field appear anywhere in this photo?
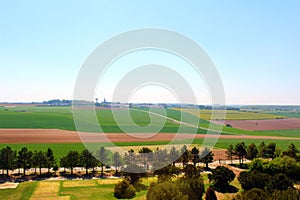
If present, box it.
[0,106,205,133]
[0,106,299,200]
[0,174,236,200]
[0,106,243,134]
[176,108,285,120]
[2,106,296,136]
[0,178,150,200]
[265,111,300,119]
[0,106,300,157]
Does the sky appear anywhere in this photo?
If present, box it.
[1,1,300,105]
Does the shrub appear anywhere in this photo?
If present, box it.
[271,189,300,200]
[238,171,271,191]
[265,156,300,180]
[233,188,268,200]
[249,158,264,172]
[267,173,293,192]
[146,182,188,200]
[114,179,136,199]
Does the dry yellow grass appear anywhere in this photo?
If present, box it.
[30,181,70,200]
[31,197,70,200]
[97,179,122,185]
[63,180,96,187]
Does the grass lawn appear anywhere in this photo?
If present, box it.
[0,174,242,200]
[0,174,243,200]
[0,177,157,200]
[0,181,37,200]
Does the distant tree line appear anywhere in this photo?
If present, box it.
[226,142,300,165]
[41,99,72,106]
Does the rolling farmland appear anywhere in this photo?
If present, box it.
[0,105,300,160]
[176,108,285,120]
[0,105,300,200]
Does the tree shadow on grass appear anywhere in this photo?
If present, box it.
[133,183,148,192]
[213,184,239,193]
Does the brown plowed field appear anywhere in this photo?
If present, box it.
[212,118,300,131]
[0,129,298,144]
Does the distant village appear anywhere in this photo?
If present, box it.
[0,98,234,110]
[2,99,300,111]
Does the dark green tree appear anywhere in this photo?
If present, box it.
[258,141,267,158]
[271,189,300,200]
[226,144,235,164]
[191,147,200,167]
[152,148,169,170]
[266,143,276,159]
[246,143,258,160]
[124,149,136,165]
[282,143,299,159]
[112,152,123,174]
[33,150,47,175]
[60,156,68,173]
[97,147,109,176]
[267,173,293,192]
[169,146,179,166]
[180,145,190,168]
[249,158,264,172]
[154,164,180,183]
[233,188,269,200]
[138,147,153,170]
[64,150,80,175]
[178,164,205,200]
[235,142,247,165]
[0,146,16,176]
[238,170,271,191]
[17,147,33,176]
[265,156,300,180]
[46,148,55,173]
[208,166,235,192]
[199,148,214,169]
[80,149,98,176]
[148,164,204,200]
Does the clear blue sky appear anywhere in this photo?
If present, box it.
[1,1,300,105]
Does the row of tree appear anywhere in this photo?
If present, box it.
[1,141,297,177]
[0,145,215,177]
[0,147,55,176]
[226,142,300,165]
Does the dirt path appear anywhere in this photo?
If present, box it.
[0,129,299,144]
